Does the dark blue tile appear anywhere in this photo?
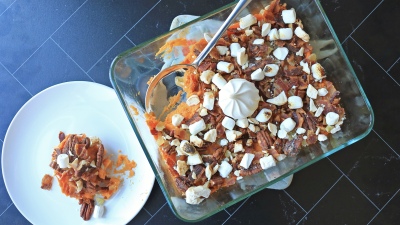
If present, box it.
[0,203,30,225]
[13,39,91,95]
[88,37,134,88]
[52,0,159,72]
[369,190,400,225]
[352,0,400,69]
[0,0,86,73]
[225,190,306,225]
[127,208,151,225]
[225,198,247,215]
[0,141,13,215]
[329,132,400,208]
[0,66,31,140]
[388,58,400,82]
[126,0,234,45]
[299,177,377,225]
[143,183,166,215]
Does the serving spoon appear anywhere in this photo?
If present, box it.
[145,0,252,115]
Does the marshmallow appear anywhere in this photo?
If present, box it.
[276,154,287,161]
[255,108,272,123]
[311,63,325,80]
[203,91,215,110]
[225,130,242,142]
[268,123,278,136]
[239,14,257,29]
[314,106,324,117]
[187,152,203,165]
[259,155,276,170]
[204,33,212,42]
[236,118,249,128]
[236,47,248,66]
[189,119,206,135]
[92,205,105,218]
[230,43,241,57]
[186,95,200,106]
[280,118,296,132]
[239,153,255,169]
[185,184,211,204]
[172,114,184,127]
[203,129,217,142]
[273,47,289,60]
[251,68,265,81]
[176,160,189,176]
[246,139,253,146]
[326,112,339,125]
[211,73,227,89]
[57,154,69,169]
[218,161,233,178]
[217,61,234,73]
[307,84,318,99]
[261,23,272,37]
[76,180,83,193]
[155,122,165,131]
[170,139,180,147]
[318,134,328,142]
[282,8,296,24]
[248,124,256,132]
[267,91,287,106]
[245,29,254,36]
[300,60,310,74]
[205,164,218,180]
[248,118,259,124]
[288,96,303,109]
[222,117,236,130]
[278,28,293,40]
[219,139,228,146]
[190,135,204,147]
[200,70,215,84]
[234,140,244,153]
[296,127,306,134]
[264,64,279,77]
[296,47,304,56]
[318,88,328,96]
[294,27,310,42]
[278,129,288,139]
[268,28,280,41]
[180,140,197,155]
[216,46,229,55]
[199,108,208,116]
[253,39,265,45]
[309,98,317,112]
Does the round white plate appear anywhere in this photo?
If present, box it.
[1,81,154,225]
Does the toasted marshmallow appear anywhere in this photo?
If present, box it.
[318,88,328,96]
[186,95,200,106]
[205,164,218,180]
[211,73,227,89]
[200,70,215,84]
[76,180,83,193]
[278,28,293,40]
[318,134,328,142]
[307,84,318,99]
[280,118,296,132]
[170,139,180,147]
[288,96,303,109]
[294,27,310,42]
[57,154,69,169]
[239,153,255,169]
[190,135,204,147]
[278,129,288,139]
[273,47,289,60]
[253,39,265,45]
[311,63,325,80]
[282,8,296,24]
[268,123,278,136]
[236,118,249,128]
[93,205,105,218]
[309,99,317,112]
[234,140,244,153]
[246,139,253,146]
[296,47,304,56]
[218,161,233,178]
[255,108,272,123]
[268,28,280,40]
[264,64,279,77]
[248,124,256,133]
[230,43,241,57]
[222,117,236,130]
[185,184,211,204]
[172,114,184,127]
[300,60,310,74]
[259,155,276,170]
[326,112,339,125]
[296,127,306,134]
[236,47,248,66]
[245,29,254,36]
[217,61,234,73]
[251,68,265,81]
[225,130,242,142]
[187,152,203,165]
[216,46,229,55]
[155,122,165,131]
[204,33,212,42]
[261,23,272,37]
[314,106,324,117]
[189,119,206,135]
[203,129,217,142]
[239,14,257,29]
[203,91,215,110]
[199,108,208,116]
[176,160,189,176]
[267,91,287,106]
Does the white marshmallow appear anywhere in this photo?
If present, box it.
[200,70,215,84]
[203,129,217,142]
[205,164,218,180]
[216,46,229,55]
[234,140,244,153]
[268,28,280,41]
[245,29,254,36]
[273,47,289,60]
[222,117,236,130]
[170,139,180,147]
[236,118,249,128]
[239,14,257,29]
[239,153,255,169]
[316,127,321,135]
[330,125,341,134]
[203,91,215,110]
[277,129,288,139]
[218,161,233,178]
[248,124,256,133]
[307,84,318,99]
[155,122,165,131]
[225,130,242,142]
[57,154,69,169]
[276,154,287,161]
[309,98,317,112]
[314,106,324,117]
[296,127,306,134]
[248,118,259,124]
[261,23,272,37]
[259,155,276,170]
[190,135,204,147]
[255,108,272,123]
[267,91,287,106]
[237,47,248,66]
[211,73,227,89]
[253,39,265,45]
[217,61,234,73]
[92,205,105,218]
[189,119,206,135]
[204,33,212,42]
[176,160,189,176]
[326,112,339,125]
[199,108,208,116]
[246,139,253,146]
[185,184,211,204]
[268,123,278,136]
[294,27,310,42]
[280,118,296,132]
[278,28,293,40]
[300,60,310,74]
[251,68,265,81]
[186,95,200,106]
[288,96,303,109]
[311,63,325,80]
[296,47,304,56]
[230,43,241,57]
[264,64,279,77]
[219,139,228,146]
[171,114,184,127]
[318,134,328,142]
[282,8,296,24]
[187,152,203,165]
[318,88,328,96]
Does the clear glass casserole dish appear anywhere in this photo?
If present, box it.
[109,0,374,222]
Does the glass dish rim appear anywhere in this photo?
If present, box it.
[109,0,374,222]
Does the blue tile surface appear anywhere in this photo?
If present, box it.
[0,141,13,215]
[0,203,30,225]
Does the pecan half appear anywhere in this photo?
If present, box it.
[58,131,66,143]
[96,144,104,168]
[80,199,95,221]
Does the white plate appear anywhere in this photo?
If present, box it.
[1,81,155,225]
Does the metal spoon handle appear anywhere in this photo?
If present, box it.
[192,0,252,67]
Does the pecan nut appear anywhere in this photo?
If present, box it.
[80,199,94,221]
[96,144,104,168]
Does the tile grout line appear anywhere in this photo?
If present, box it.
[0,62,33,97]
[143,208,152,217]
[296,175,343,225]
[0,202,13,217]
[341,0,384,45]
[85,0,161,74]
[372,129,400,158]
[283,190,307,213]
[221,197,250,225]
[0,0,17,17]
[124,35,137,46]
[50,37,95,82]
[11,0,89,76]
[143,202,167,225]
[386,56,400,73]
[349,36,400,87]
[367,188,400,225]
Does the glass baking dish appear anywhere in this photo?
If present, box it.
[109,0,374,222]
